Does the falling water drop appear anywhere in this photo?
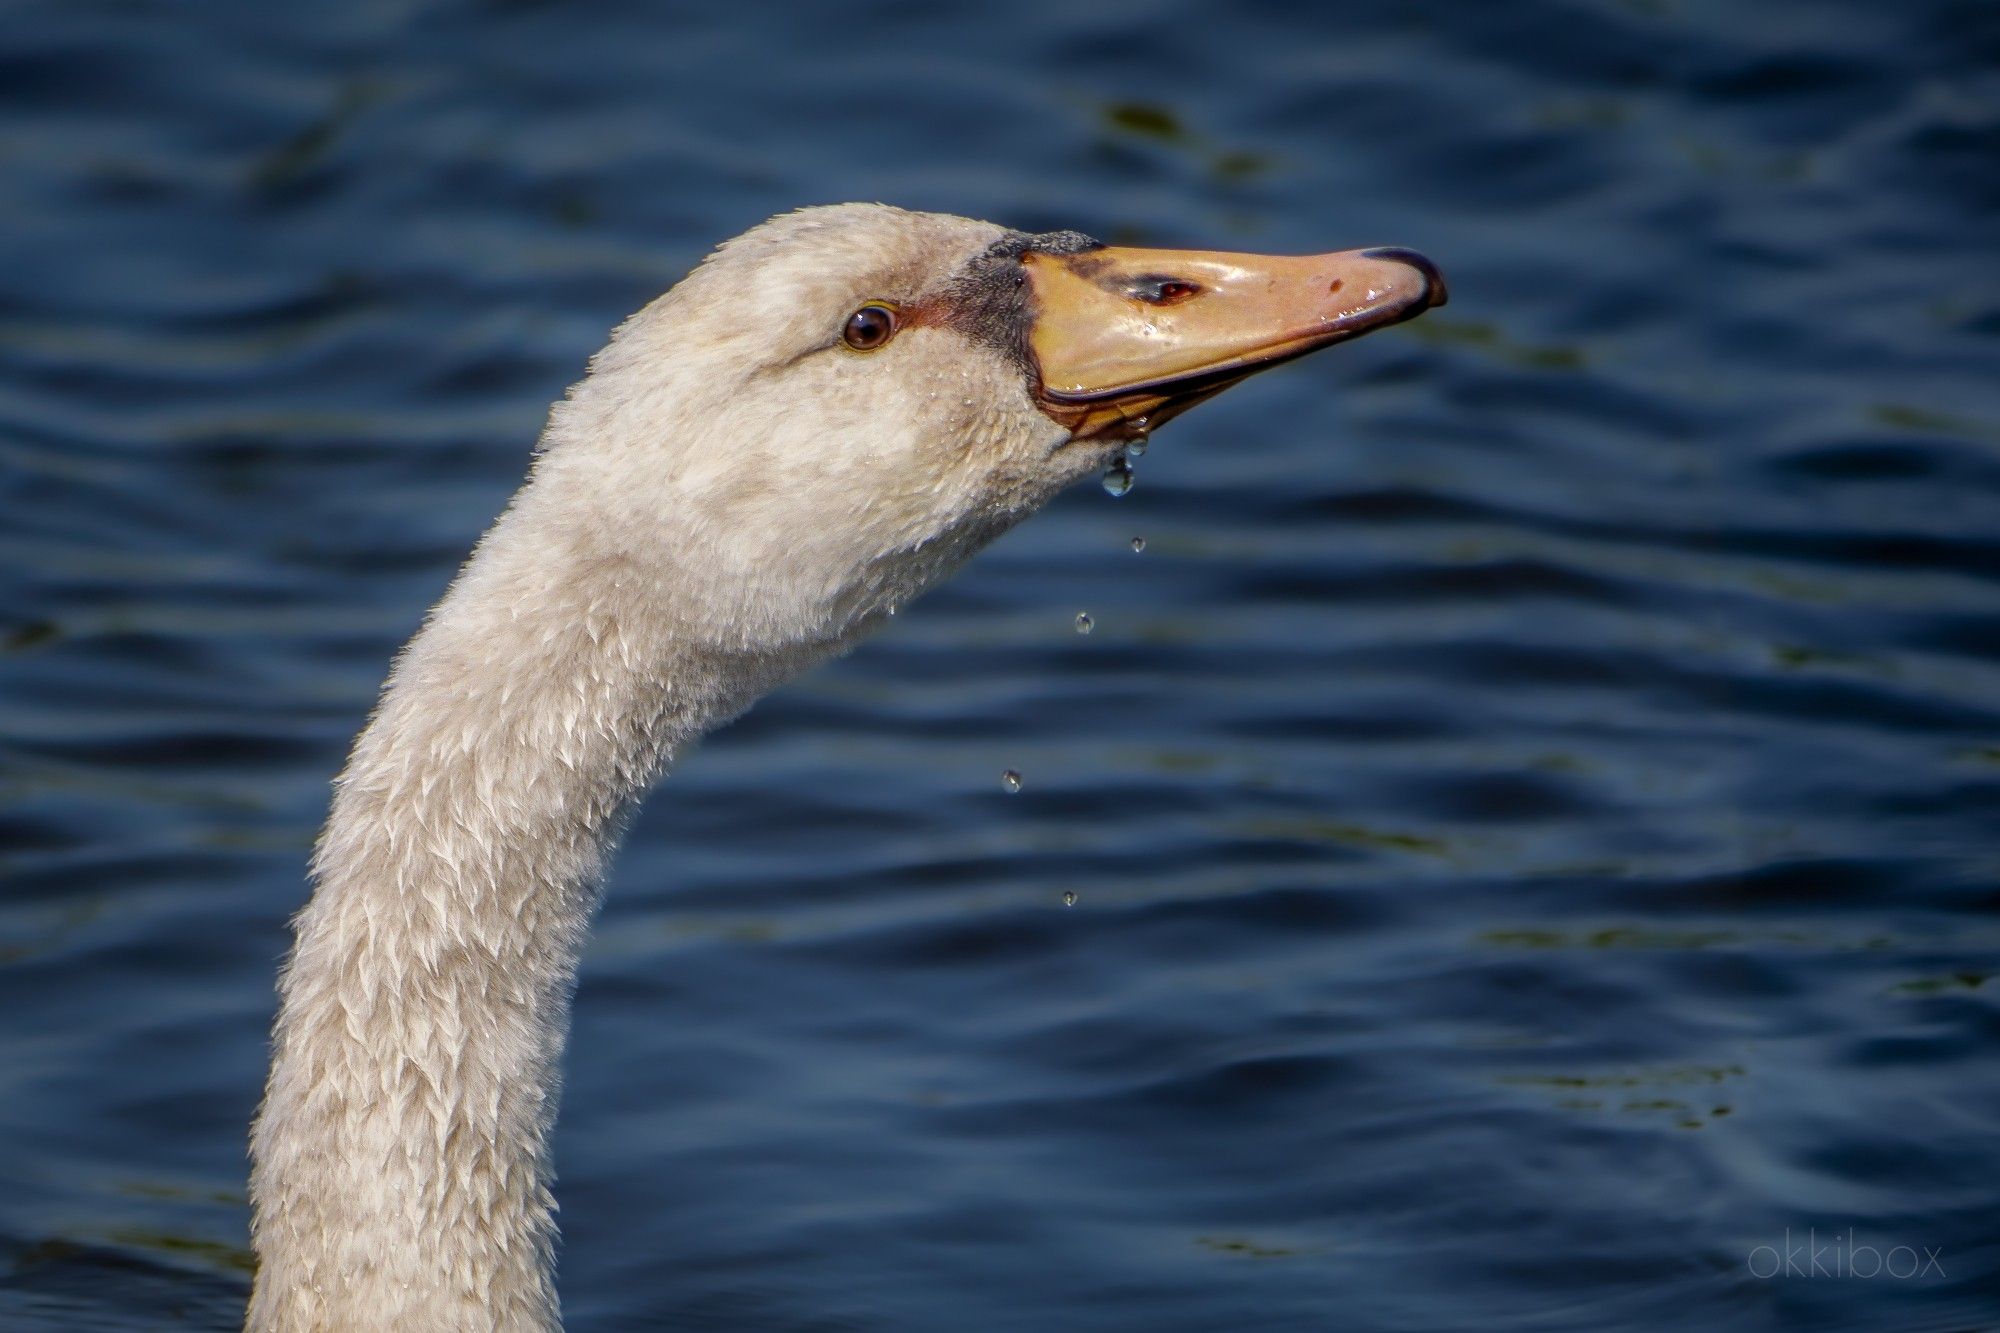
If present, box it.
[1125,434,1149,459]
[1130,536,1146,553]
[1001,769,1023,793]
[1075,612,1093,635]
[1061,890,1078,908]
[1101,454,1134,497]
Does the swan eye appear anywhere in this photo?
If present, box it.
[842,303,899,351]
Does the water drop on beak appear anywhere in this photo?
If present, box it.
[1102,455,1135,497]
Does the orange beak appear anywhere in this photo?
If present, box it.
[1023,243,1445,439]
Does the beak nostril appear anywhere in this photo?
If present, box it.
[1327,278,1343,294]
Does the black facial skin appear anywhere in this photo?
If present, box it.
[935,228,1103,378]
[984,228,1104,261]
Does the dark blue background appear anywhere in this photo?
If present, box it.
[2,0,1997,1328]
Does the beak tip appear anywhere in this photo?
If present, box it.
[1361,246,1448,309]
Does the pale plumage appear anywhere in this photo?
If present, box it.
[247,204,1442,1331]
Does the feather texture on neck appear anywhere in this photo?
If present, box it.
[246,474,821,1332]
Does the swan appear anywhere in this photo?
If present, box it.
[246,203,1444,1332]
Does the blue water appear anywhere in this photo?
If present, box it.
[3,1,1998,1328]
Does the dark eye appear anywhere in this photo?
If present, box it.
[1133,277,1201,306]
[842,303,899,350]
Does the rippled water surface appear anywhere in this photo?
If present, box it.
[4,1,1998,1329]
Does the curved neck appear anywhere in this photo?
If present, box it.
[246,489,811,1331]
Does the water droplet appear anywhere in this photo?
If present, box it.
[886,605,898,617]
[1130,536,1146,553]
[1001,769,1022,793]
[1075,612,1094,635]
[1101,455,1134,497]
[1125,434,1148,459]
[1061,890,1078,908]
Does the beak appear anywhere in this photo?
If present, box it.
[1023,243,1446,439]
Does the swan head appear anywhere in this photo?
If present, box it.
[532,204,1444,648]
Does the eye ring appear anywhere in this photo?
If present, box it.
[842,303,899,351]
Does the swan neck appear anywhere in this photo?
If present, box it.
[247,496,778,1331]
